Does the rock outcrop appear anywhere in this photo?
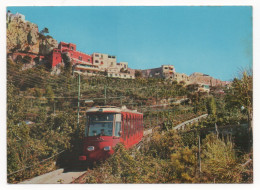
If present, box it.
[7,16,40,54]
[39,35,58,55]
[6,11,58,56]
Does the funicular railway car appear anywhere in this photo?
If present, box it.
[79,106,144,162]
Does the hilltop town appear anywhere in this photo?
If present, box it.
[7,11,229,92]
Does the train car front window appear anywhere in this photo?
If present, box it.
[88,114,114,136]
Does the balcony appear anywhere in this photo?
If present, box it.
[74,64,99,71]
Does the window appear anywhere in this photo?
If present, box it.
[101,61,103,65]
[114,122,121,137]
[110,74,113,77]
[88,58,90,62]
[115,74,117,76]
[95,54,99,57]
[87,114,114,137]
[108,55,112,58]
[71,46,74,50]
[124,75,126,78]
[79,56,82,61]
[124,65,126,68]
[112,56,116,59]
[95,60,99,63]
[111,62,113,66]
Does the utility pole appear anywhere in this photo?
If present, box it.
[156,88,158,105]
[104,85,107,105]
[198,134,201,175]
[77,73,81,131]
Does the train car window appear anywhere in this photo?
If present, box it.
[114,114,122,137]
[115,122,121,137]
[88,113,114,136]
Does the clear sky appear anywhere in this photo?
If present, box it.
[7,6,252,81]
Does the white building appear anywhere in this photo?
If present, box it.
[92,52,135,79]
[7,11,26,23]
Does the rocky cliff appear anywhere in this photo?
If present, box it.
[39,35,58,55]
[6,13,58,55]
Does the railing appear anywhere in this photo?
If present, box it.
[173,114,208,131]
[75,65,99,71]
[7,150,65,177]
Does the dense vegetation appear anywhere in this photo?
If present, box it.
[7,58,252,183]
[74,131,252,184]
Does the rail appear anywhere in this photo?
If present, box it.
[173,114,208,131]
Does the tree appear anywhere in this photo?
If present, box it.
[34,88,43,98]
[187,84,199,92]
[22,55,32,64]
[226,71,253,131]
[201,134,244,183]
[169,146,198,183]
[40,27,49,35]
[45,85,55,103]
[61,53,72,75]
[207,96,217,116]
[135,70,142,78]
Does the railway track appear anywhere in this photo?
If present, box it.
[20,114,207,184]
[20,168,87,184]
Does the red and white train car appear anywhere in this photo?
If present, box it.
[79,106,144,162]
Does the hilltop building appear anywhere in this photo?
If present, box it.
[50,42,135,79]
[50,42,99,76]
[92,53,135,79]
[141,65,175,80]
[173,72,191,84]
[172,72,228,92]
[189,72,227,86]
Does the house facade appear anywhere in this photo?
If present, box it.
[141,65,175,80]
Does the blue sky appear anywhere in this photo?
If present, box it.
[7,6,252,81]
